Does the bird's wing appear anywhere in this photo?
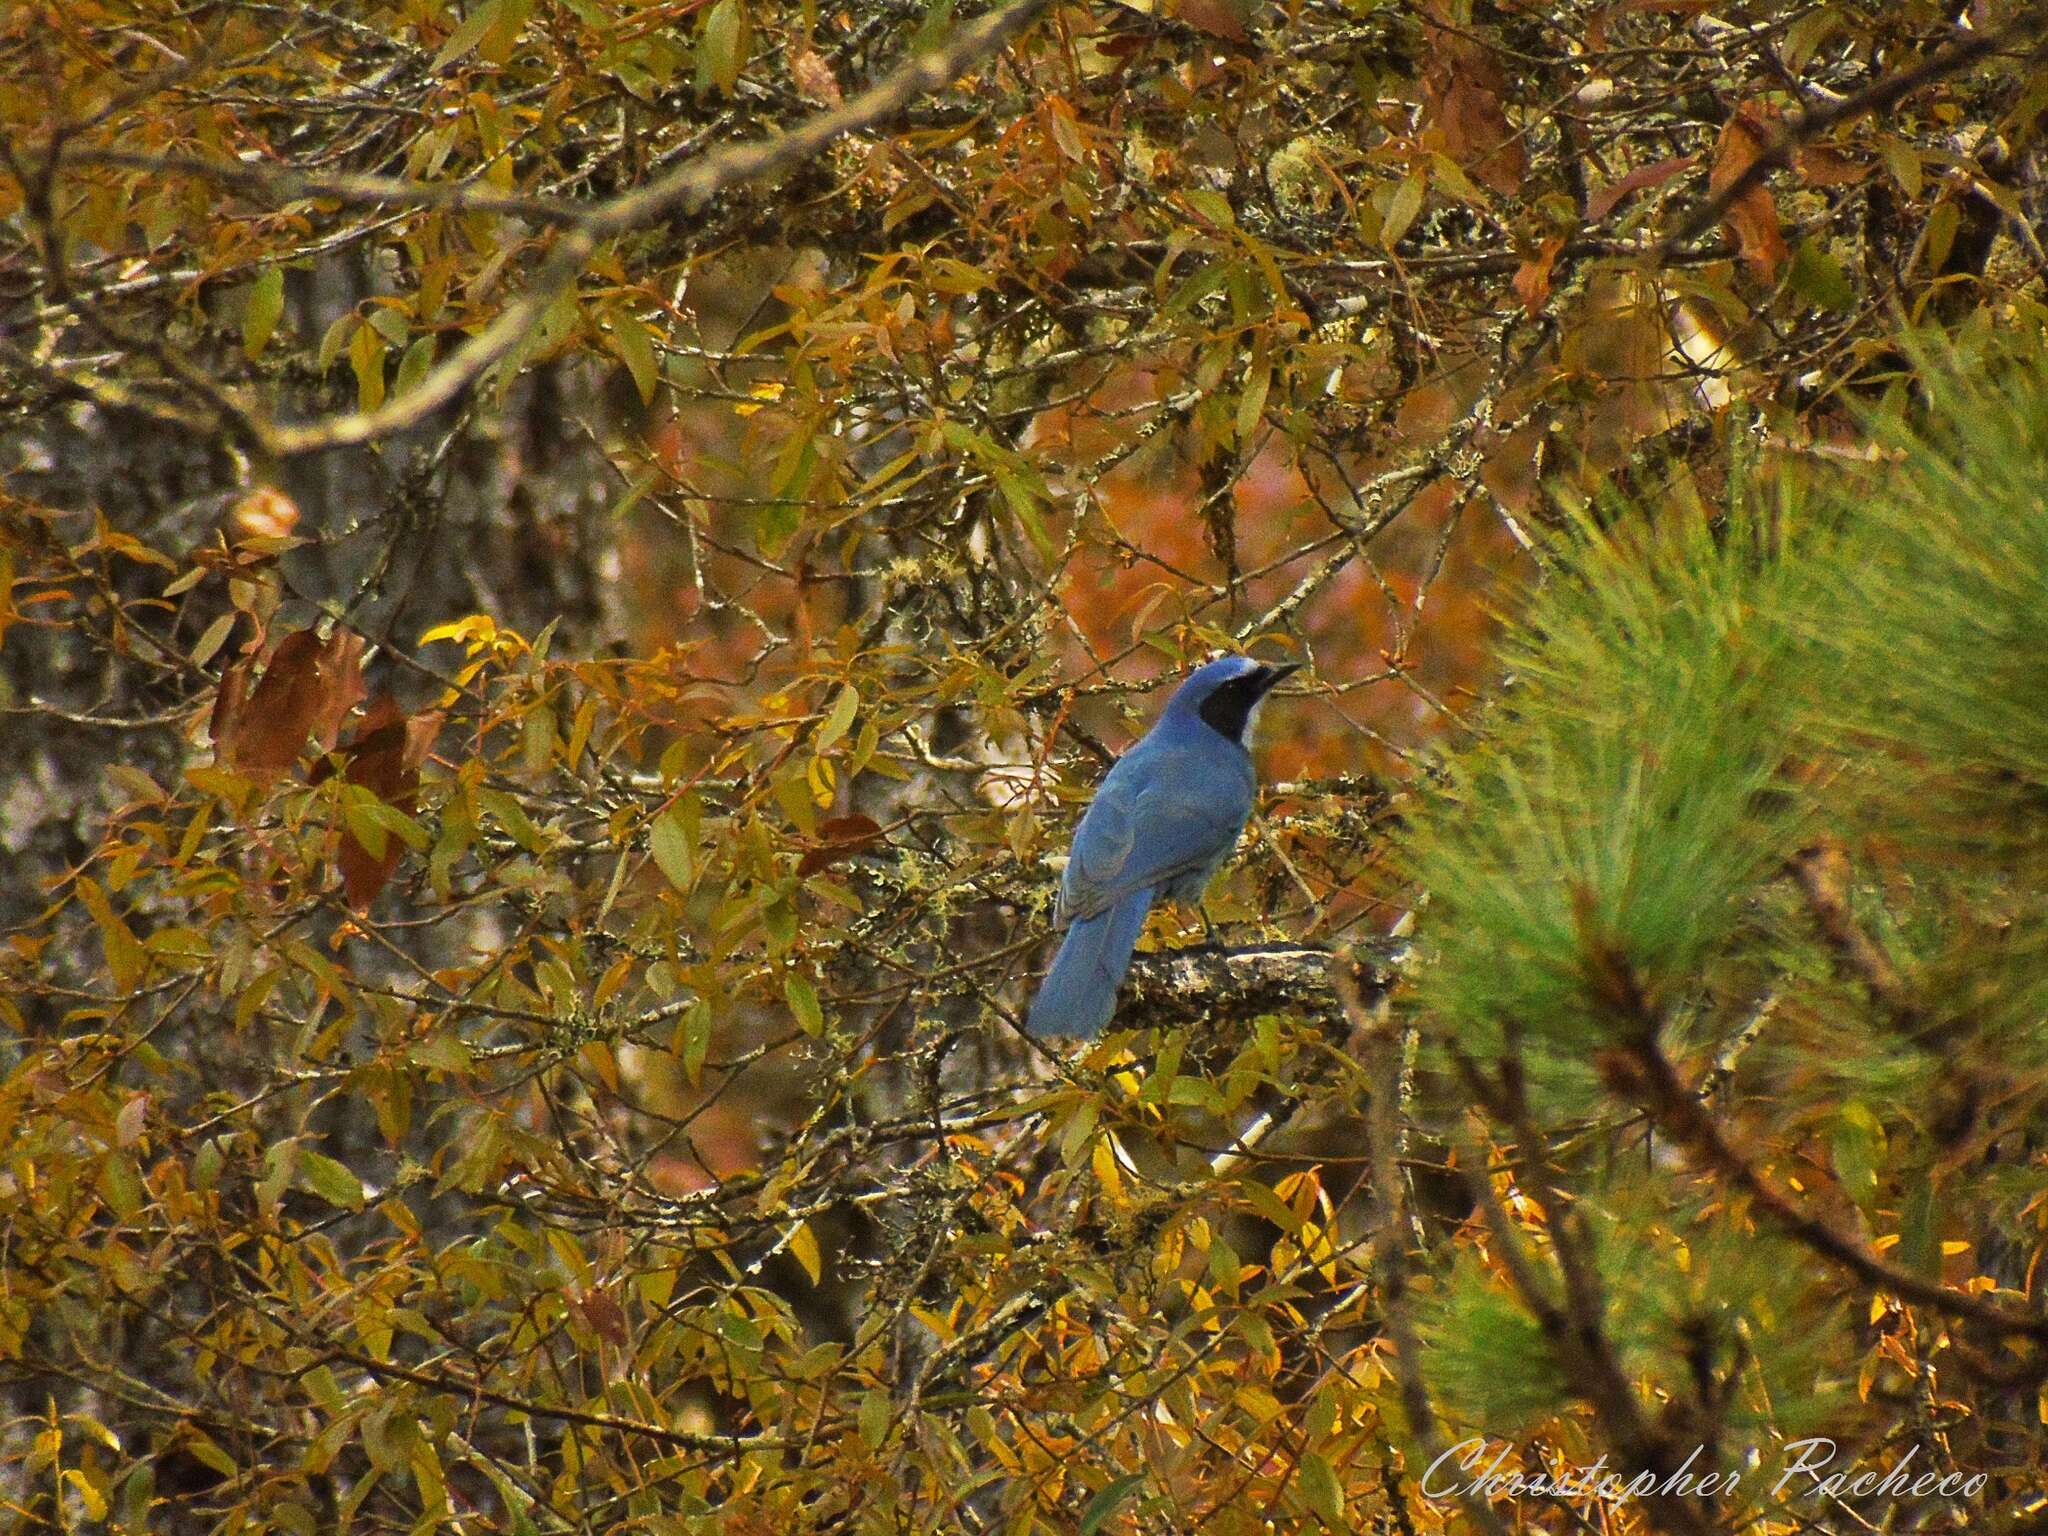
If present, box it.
[1057,745,1251,924]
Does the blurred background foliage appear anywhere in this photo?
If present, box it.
[2,0,2047,1532]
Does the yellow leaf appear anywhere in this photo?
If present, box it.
[733,379,784,418]
[789,1221,821,1285]
[349,322,387,412]
[62,1470,107,1522]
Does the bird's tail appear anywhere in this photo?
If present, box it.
[1026,886,1154,1039]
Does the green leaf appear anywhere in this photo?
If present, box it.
[910,0,955,54]
[297,1149,366,1211]
[244,266,286,361]
[676,999,712,1086]
[98,1152,144,1220]
[1299,1451,1344,1525]
[393,335,436,397]
[608,310,660,405]
[857,1389,891,1449]
[1381,170,1425,249]
[1899,1173,1938,1279]
[1790,238,1855,313]
[1182,187,1236,229]
[1829,1101,1885,1210]
[817,685,859,752]
[1922,200,1959,276]
[477,789,546,853]
[697,0,745,96]
[1079,1473,1146,1536]
[996,466,1056,560]
[1236,361,1270,446]
[432,0,502,73]
[785,971,823,1035]
[650,806,695,890]
[318,314,355,374]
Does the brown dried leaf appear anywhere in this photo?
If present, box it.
[575,1287,631,1348]
[217,630,325,783]
[210,652,255,767]
[1168,0,1253,43]
[213,626,367,784]
[789,45,842,106]
[308,628,367,754]
[1419,8,1525,198]
[1711,105,1790,283]
[1796,144,1871,188]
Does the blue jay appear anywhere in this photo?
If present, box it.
[1026,656,1301,1038]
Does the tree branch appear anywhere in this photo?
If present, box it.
[1657,2,2048,267]
[1119,941,1384,1032]
[1602,1036,2048,1345]
[29,0,1053,461]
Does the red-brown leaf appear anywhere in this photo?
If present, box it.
[217,630,323,783]
[308,628,367,755]
[574,1287,630,1348]
[214,626,367,784]
[1168,0,1252,44]
[1586,153,1696,221]
[1419,7,1525,197]
[332,697,443,909]
[210,652,255,767]
[1710,106,1789,283]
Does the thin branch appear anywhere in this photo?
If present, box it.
[1601,1035,2048,1345]
[52,146,589,226]
[1656,2,2048,266]
[29,0,1053,461]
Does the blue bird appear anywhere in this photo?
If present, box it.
[1026,656,1301,1039]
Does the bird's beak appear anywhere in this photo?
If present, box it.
[1253,661,1303,695]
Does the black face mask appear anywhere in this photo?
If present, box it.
[1197,662,1300,742]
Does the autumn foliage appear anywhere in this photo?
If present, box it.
[3,1,2048,1533]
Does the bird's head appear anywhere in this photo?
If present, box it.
[1166,655,1303,745]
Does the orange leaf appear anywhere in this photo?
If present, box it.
[1511,235,1566,314]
